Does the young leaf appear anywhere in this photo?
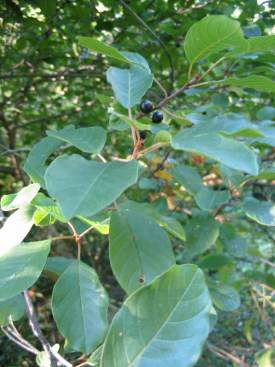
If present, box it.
[0,240,51,301]
[0,205,35,256]
[184,214,219,258]
[107,52,153,108]
[32,193,66,226]
[45,154,139,220]
[0,294,26,326]
[47,125,107,154]
[52,261,109,354]
[101,264,212,367]
[243,198,275,226]
[109,208,175,294]
[184,15,247,67]
[1,183,40,211]
[78,36,132,64]
[172,130,259,175]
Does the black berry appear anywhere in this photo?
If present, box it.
[152,110,163,123]
[140,100,153,114]
[139,130,147,140]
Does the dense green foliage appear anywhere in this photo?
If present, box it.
[0,1,274,366]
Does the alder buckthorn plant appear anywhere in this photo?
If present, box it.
[0,1,274,367]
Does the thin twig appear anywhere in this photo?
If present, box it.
[23,291,72,367]
[1,326,38,355]
[154,77,168,97]
[118,0,175,87]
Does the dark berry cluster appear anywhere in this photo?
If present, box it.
[140,100,163,124]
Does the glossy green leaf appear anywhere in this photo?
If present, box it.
[219,75,275,93]
[0,240,51,301]
[109,208,175,294]
[101,264,212,367]
[107,52,153,108]
[172,165,203,195]
[78,37,132,64]
[195,187,230,211]
[209,281,240,311]
[45,154,139,220]
[0,205,35,256]
[198,254,233,270]
[243,198,275,226]
[24,136,63,187]
[1,184,40,211]
[172,130,258,175]
[184,15,247,66]
[185,215,219,258]
[52,261,109,354]
[0,294,26,326]
[47,125,107,153]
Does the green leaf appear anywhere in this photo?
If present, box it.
[24,136,63,187]
[172,165,203,195]
[184,215,219,258]
[218,75,275,93]
[256,348,275,367]
[109,208,175,294]
[172,130,258,175]
[107,52,153,108]
[0,240,51,301]
[195,187,230,211]
[45,154,139,220]
[243,198,275,226]
[52,261,109,354]
[101,264,212,367]
[87,346,103,366]
[198,254,233,270]
[1,184,40,211]
[209,281,240,311]
[32,193,66,226]
[112,112,151,131]
[184,15,247,67]
[0,294,25,326]
[77,215,110,235]
[44,256,73,278]
[47,125,107,154]
[219,223,248,257]
[78,37,133,64]
[0,205,35,256]
[157,215,186,241]
[248,35,275,54]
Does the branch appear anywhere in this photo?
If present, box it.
[23,291,72,367]
[1,326,38,355]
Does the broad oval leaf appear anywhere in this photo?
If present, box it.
[1,184,40,211]
[209,281,240,312]
[47,125,107,153]
[195,187,230,211]
[45,154,139,220]
[107,52,153,108]
[109,208,175,294]
[184,15,247,67]
[0,240,51,301]
[0,205,35,256]
[101,264,212,367]
[184,214,219,259]
[172,130,259,175]
[172,165,203,195]
[243,198,275,226]
[52,261,109,354]
[0,294,26,326]
[24,136,63,187]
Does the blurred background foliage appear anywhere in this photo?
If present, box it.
[0,0,274,366]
